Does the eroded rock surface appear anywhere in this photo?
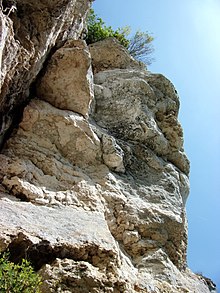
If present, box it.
[37,40,94,117]
[89,37,146,73]
[0,0,91,146]
[0,8,215,293]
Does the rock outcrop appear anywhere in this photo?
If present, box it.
[89,37,145,73]
[36,39,93,117]
[0,2,216,293]
[0,0,91,146]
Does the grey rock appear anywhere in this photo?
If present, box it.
[89,37,146,74]
[37,40,94,117]
[0,25,212,293]
[0,0,91,145]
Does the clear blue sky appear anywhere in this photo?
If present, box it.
[92,0,220,289]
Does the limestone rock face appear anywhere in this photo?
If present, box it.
[89,37,146,73]
[0,0,91,145]
[0,15,214,293]
[37,40,94,117]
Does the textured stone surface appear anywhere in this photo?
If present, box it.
[0,0,91,145]
[0,98,105,209]
[37,39,94,117]
[39,258,128,293]
[92,69,190,176]
[0,26,214,293]
[89,37,146,74]
[0,197,116,261]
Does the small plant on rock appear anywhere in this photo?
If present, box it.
[128,30,154,65]
[0,252,42,293]
[86,9,154,65]
[85,8,130,48]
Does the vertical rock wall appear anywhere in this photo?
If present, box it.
[0,3,216,293]
[0,0,91,146]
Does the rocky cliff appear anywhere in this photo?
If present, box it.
[0,1,216,292]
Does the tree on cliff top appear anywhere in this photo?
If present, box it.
[85,9,154,65]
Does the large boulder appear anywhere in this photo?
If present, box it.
[37,40,94,117]
[89,37,146,73]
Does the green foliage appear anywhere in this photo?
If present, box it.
[86,9,154,65]
[85,9,130,48]
[0,252,42,293]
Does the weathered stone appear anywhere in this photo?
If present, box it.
[0,196,118,267]
[89,37,146,74]
[39,257,138,293]
[37,40,94,117]
[0,98,104,207]
[0,0,91,145]
[92,69,190,175]
[0,30,214,293]
[101,133,125,173]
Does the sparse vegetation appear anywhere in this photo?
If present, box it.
[0,252,42,293]
[86,9,154,65]
[128,30,154,65]
[85,9,130,48]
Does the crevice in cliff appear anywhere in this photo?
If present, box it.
[7,233,116,272]
[0,100,28,151]
[8,237,59,270]
[14,191,30,202]
[1,1,15,16]
[0,44,60,152]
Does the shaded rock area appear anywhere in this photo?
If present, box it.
[0,0,91,146]
[0,2,216,293]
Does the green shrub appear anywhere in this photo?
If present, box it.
[0,252,42,293]
[85,9,130,48]
[86,9,154,65]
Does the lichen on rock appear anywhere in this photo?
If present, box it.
[0,3,216,293]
